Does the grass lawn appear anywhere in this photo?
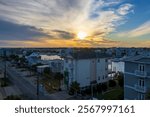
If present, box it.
[97,87,124,100]
[0,78,11,87]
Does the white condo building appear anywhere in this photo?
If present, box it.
[63,52,111,88]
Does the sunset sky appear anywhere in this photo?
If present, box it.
[0,0,150,47]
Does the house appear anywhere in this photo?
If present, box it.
[40,55,64,73]
[26,53,63,74]
[37,65,50,74]
[111,58,125,73]
[124,54,150,100]
[63,51,111,89]
[26,52,41,66]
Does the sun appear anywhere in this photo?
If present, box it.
[77,31,87,40]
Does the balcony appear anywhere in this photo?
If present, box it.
[135,70,147,77]
[134,84,147,93]
[69,64,73,69]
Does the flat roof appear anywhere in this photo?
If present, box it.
[65,52,111,59]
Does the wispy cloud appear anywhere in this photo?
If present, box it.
[118,20,150,37]
[117,3,134,15]
[0,0,134,46]
[51,30,75,39]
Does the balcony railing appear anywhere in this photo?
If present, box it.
[135,70,147,77]
[69,64,73,68]
[134,84,147,93]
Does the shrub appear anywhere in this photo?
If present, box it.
[109,80,116,87]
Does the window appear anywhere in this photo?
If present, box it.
[139,79,144,87]
[138,93,145,100]
[138,64,145,71]
[103,75,105,79]
[98,76,100,80]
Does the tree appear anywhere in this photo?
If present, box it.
[109,80,116,87]
[54,72,64,91]
[96,84,102,93]
[146,91,150,100]
[101,83,108,92]
[18,56,27,67]
[69,81,80,96]
[9,55,19,61]
[19,56,27,64]
[44,67,51,74]
[116,72,124,87]
[43,67,53,79]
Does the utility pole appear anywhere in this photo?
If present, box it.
[4,49,7,79]
[91,80,97,99]
[91,84,93,99]
[37,73,39,100]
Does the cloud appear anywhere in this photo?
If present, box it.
[117,3,134,15]
[118,20,150,37]
[0,0,134,46]
[0,19,51,40]
[51,30,75,39]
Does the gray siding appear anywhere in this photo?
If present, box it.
[124,87,138,100]
[124,60,150,100]
[125,62,138,73]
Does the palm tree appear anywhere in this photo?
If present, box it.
[70,81,80,97]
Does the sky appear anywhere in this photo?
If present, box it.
[0,0,150,48]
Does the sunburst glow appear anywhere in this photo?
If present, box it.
[77,31,87,40]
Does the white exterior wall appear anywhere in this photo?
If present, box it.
[63,58,109,88]
[40,55,62,61]
[112,61,124,73]
[74,59,91,87]
[96,58,108,83]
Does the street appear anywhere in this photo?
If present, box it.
[0,61,71,100]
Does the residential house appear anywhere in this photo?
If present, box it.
[124,55,150,100]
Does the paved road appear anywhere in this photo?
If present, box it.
[0,61,55,100]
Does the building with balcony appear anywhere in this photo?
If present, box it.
[124,55,150,100]
[63,51,111,89]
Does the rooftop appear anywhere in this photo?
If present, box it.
[40,55,62,60]
[65,51,111,59]
[124,54,150,64]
